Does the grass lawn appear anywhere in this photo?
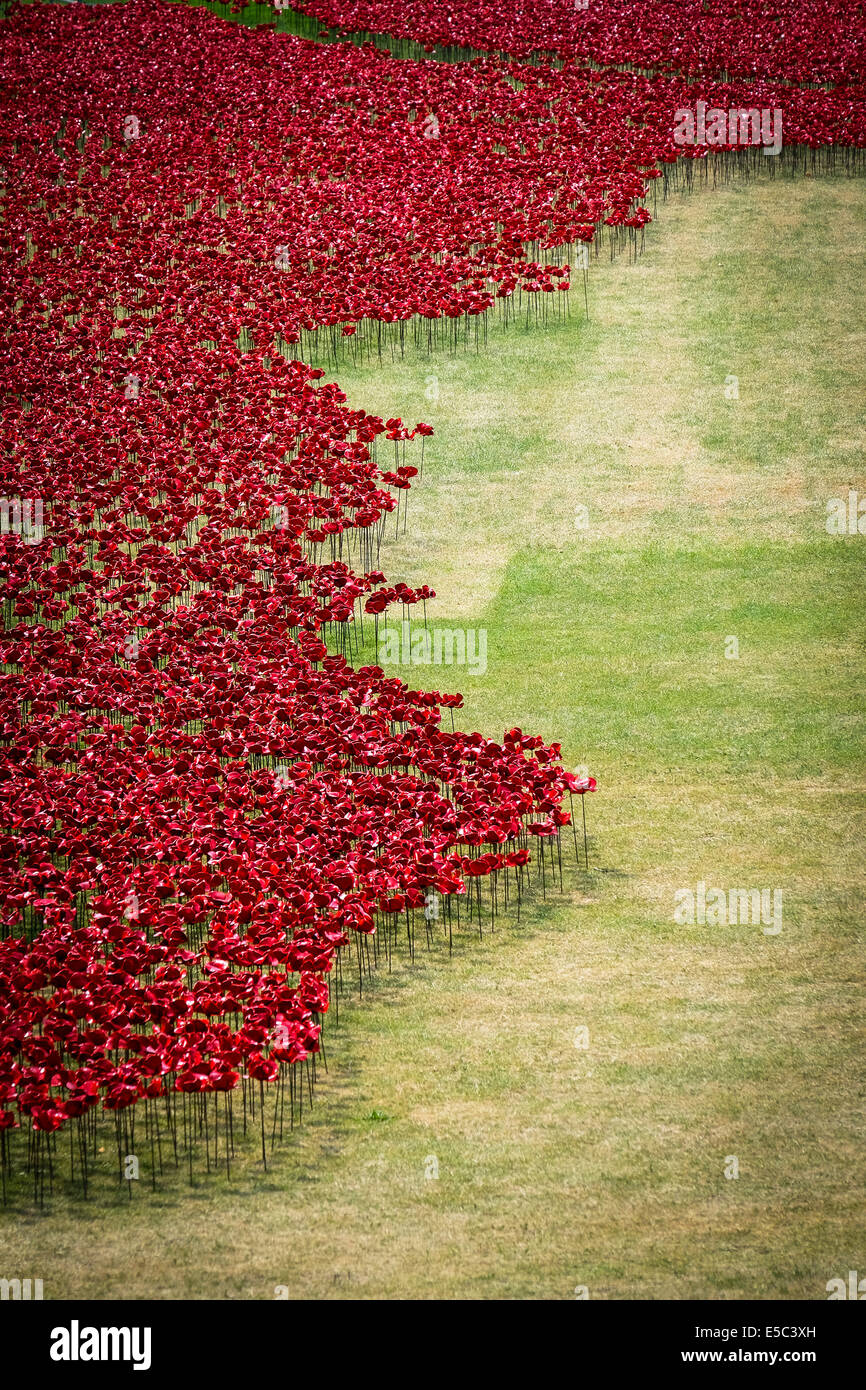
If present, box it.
[3,173,864,1300]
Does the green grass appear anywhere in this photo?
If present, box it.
[3,176,864,1300]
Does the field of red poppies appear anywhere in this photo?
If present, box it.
[1,0,863,1208]
[286,0,866,83]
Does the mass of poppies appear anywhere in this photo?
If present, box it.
[0,0,862,1199]
[286,0,866,85]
